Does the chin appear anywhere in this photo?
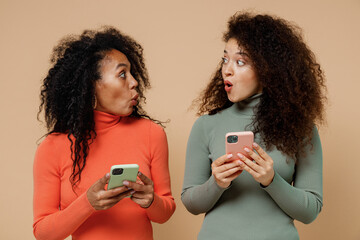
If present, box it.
[228,91,254,103]
[123,108,134,116]
[227,94,241,103]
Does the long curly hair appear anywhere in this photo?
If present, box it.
[38,26,156,188]
[196,12,327,158]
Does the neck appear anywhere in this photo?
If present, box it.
[230,93,262,116]
[94,110,121,131]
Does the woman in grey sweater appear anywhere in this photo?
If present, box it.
[182,12,326,240]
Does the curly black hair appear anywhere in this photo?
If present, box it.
[38,26,156,189]
[196,12,327,158]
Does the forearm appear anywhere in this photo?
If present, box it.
[145,193,176,223]
[181,175,226,215]
[146,123,176,223]
[33,192,95,240]
[263,171,323,223]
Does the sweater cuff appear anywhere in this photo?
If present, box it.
[208,174,231,193]
[77,191,97,214]
[261,171,288,195]
[145,192,161,215]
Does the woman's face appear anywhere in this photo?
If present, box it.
[222,38,262,103]
[95,49,139,116]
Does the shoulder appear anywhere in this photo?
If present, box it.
[34,133,69,170]
[124,117,166,136]
[127,117,163,129]
[36,133,69,153]
[192,110,229,131]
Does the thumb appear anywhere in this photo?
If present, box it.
[93,173,110,191]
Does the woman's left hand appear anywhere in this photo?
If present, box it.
[237,142,275,187]
[122,171,154,208]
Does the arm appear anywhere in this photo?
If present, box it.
[33,137,95,240]
[262,127,323,223]
[144,123,176,223]
[181,117,228,215]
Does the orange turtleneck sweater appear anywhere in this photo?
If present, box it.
[33,111,176,240]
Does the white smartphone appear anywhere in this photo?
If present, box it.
[107,164,139,190]
[225,131,254,160]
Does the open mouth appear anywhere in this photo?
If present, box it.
[131,94,139,106]
[131,94,139,101]
[224,80,233,92]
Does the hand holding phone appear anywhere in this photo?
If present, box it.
[226,131,254,160]
[87,172,134,211]
[107,164,139,190]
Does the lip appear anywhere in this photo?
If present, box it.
[131,94,139,105]
[224,80,233,92]
[131,94,139,101]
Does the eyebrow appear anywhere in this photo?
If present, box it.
[115,63,128,69]
[224,50,249,57]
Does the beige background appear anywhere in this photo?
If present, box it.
[1,0,359,239]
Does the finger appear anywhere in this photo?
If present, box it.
[136,179,144,185]
[123,181,147,192]
[244,147,265,165]
[252,142,271,161]
[213,154,233,167]
[216,160,242,173]
[137,171,153,185]
[217,166,243,179]
[92,173,110,191]
[130,193,154,208]
[101,186,130,199]
[239,161,260,179]
[111,189,134,199]
[225,170,243,182]
[130,191,148,199]
[238,153,262,172]
[99,190,133,209]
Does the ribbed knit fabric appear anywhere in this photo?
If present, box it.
[182,94,323,240]
[33,110,175,240]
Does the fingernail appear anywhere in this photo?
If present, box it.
[237,153,245,159]
[123,181,129,186]
[106,173,110,178]
[138,172,142,176]
[130,190,136,194]
[227,154,233,158]
[244,148,250,153]
[253,142,259,148]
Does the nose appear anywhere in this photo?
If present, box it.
[129,73,138,89]
[222,62,233,77]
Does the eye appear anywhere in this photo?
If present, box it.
[119,71,126,78]
[237,60,245,66]
[222,57,229,64]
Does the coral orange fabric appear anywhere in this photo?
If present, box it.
[33,110,175,240]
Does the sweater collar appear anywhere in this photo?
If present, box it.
[230,93,262,116]
[94,110,121,131]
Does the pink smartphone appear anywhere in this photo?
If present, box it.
[225,131,254,160]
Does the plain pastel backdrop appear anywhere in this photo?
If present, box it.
[0,0,359,239]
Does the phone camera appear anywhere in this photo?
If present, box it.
[112,168,124,175]
[227,135,238,143]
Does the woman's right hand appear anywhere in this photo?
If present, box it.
[211,154,243,189]
[87,173,133,210]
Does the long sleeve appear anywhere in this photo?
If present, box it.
[263,127,323,224]
[33,137,95,240]
[181,117,227,215]
[145,123,176,223]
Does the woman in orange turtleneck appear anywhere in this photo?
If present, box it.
[33,27,175,240]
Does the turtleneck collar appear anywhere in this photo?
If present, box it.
[229,93,262,116]
[94,110,121,131]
